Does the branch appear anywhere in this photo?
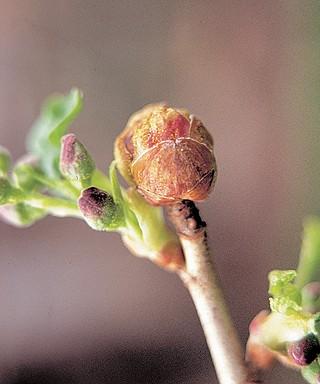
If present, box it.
[166,200,260,384]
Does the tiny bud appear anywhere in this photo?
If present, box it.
[288,334,320,366]
[60,134,95,189]
[78,187,123,230]
[114,104,217,205]
[0,145,11,176]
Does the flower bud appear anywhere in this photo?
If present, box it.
[287,334,320,366]
[60,134,95,189]
[0,145,11,176]
[78,187,123,230]
[114,104,217,205]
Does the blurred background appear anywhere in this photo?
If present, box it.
[0,1,320,383]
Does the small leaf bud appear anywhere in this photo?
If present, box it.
[114,104,217,205]
[78,187,123,230]
[60,134,95,189]
[287,334,320,366]
[0,145,11,176]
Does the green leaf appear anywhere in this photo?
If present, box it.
[268,270,302,315]
[108,162,141,237]
[301,359,320,384]
[26,88,83,178]
[109,160,124,204]
[269,296,302,315]
[124,188,178,252]
[0,145,11,176]
[15,203,47,226]
[12,162,44,192]
[269,270,297,296]
[296,217,320,289]
[0,178,25,205]
[0,203,46,227]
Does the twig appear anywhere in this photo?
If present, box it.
[166,200,260,384]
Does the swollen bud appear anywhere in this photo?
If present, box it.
[287,334,320,366]
[78,187,123,230]
[0,145,11,176]
[114,104,217,205]
[60,134,95,189]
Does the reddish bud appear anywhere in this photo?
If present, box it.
[114,104,216,205]
[60,134,95,189]
[78,187,123,230]
[288,334,320,366]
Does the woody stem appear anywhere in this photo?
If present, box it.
[166,200,260,384]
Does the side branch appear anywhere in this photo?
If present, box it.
[166,200,260,384]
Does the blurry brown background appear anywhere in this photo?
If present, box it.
[1,1,320,383]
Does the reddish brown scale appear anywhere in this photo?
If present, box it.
[114,104,216,205]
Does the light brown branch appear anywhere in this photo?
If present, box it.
[166,200,260,384]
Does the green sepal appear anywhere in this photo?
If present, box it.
[27,88,83,178]
[0,145,11,176]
